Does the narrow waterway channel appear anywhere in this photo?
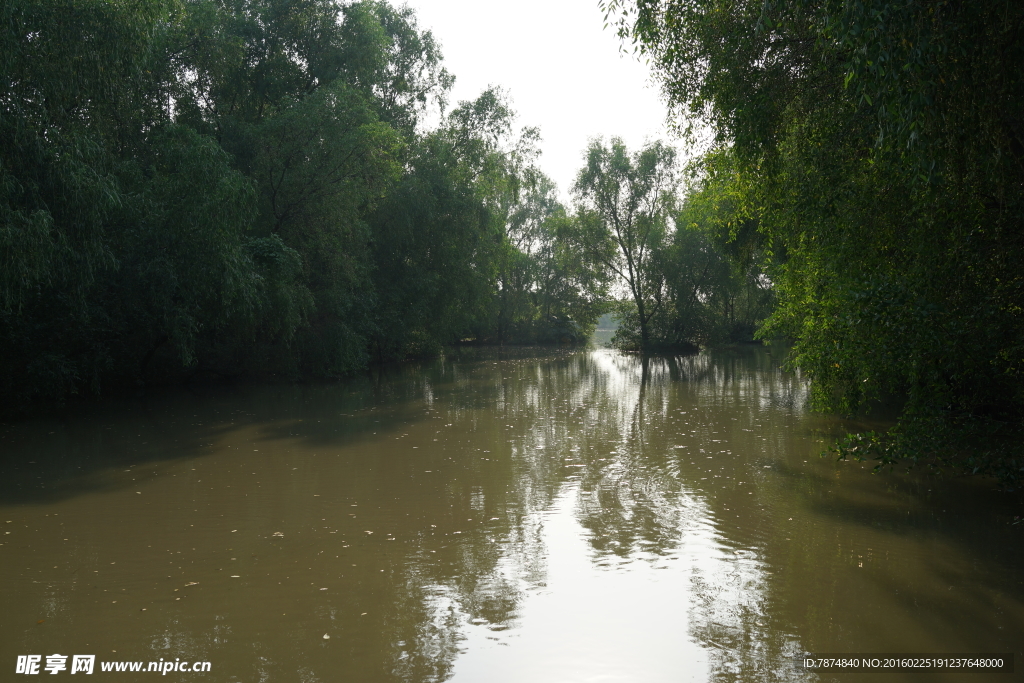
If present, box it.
[1,347,1020,682]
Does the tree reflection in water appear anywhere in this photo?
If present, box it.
[3,347,1021,682]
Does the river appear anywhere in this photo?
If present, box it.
[1,347,1020,682]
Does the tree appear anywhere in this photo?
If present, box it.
[0,0,263,403]
[170,0,444,376]
[571,138,678,352]
[367,89,516,357]
[670,150,774,344]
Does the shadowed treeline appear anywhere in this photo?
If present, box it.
[0,0,608,415]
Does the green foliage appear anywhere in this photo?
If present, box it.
[605,176,774,353]
[110,124,260,369]
[367,91,510,358]
[570,138,678,352]
[605,0,1024,485]
[533,208,611,340]
[1,0,605,412]
[366,88,608,355]
[567,137,766,353]
[669,151,776,345]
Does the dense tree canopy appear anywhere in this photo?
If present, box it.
[602,0,1024,484]
[0,0,606,413]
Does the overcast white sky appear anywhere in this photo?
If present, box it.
[402,0,674,203]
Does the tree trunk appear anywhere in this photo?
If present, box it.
[636,297,649,352]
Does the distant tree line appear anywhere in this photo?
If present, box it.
[0,0,613,412]
[602,0,1024,484]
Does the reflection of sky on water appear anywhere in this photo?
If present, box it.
[447,350,814,682]
[450,485,710,683]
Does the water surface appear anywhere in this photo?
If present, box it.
[1,348,1021,681]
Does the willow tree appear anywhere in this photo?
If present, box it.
[571,138,678,352]
[367,88,522,356]
[0,0,455,406]
[0,0,264,404]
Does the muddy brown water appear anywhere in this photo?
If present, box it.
[1,347,1021,682]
